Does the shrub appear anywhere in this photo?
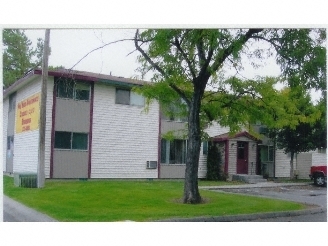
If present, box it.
[206,143,224,181]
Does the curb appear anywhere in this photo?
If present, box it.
[155,207,326,222]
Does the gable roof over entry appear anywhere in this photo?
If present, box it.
[212,131,262,142]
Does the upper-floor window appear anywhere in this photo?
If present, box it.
[161,100,188,122]
[115,88,144,106]
[55,78,90,101]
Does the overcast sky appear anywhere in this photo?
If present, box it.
[23,28,283,79]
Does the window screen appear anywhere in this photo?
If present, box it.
[116,89,130,105]
[75,83,90,101]
[56,80,74,99]
[54,131,71,149]
[72,133,88,150]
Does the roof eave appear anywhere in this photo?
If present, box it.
[3,70,39,99]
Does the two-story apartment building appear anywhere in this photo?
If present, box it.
[3,69,325,180]
[3,69,159,179]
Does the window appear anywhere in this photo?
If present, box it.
[116,89,130,105]
[268,145,274,161]
[161,100,188,122]
[75,83,90,100]
[260,145,274,162]
[8,92,16,112]
[237,142,245,159]
[55,78,90,101]
[54,131,88,150]
[161,139,187,164]
[115,88,144,106]
[203,141,208,155]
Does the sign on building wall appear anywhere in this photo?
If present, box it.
[15,92,40,133]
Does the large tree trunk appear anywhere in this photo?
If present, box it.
[289,151,294,180]
[183,90,202,204]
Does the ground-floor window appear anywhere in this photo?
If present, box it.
[54,131,88,150]
[161,139,187,164]
[260,145,274,162]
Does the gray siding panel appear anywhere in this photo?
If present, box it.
[161,120,187,137]
[55,98,90,132]
[53,150,89,178]
[160,164,185,178]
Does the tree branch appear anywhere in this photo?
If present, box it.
[173,35,197,80]
[69,38,134,70]
[211,29,264,74]
[134,29,191,106]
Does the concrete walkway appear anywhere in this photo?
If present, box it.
[199,181,311,190]
[3,195,58,222]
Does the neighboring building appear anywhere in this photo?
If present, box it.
[3,69,325,180]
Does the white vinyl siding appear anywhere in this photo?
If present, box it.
[91,84,159,178]
[44,78,54,178]
[12,77,41,173]
[2,98,9,172]
[275,149,293,178]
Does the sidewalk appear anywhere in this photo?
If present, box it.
[3,195,58,222]
[199,181,311,190]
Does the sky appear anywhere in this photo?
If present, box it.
[24,28,281,79]
[23,28,322,102]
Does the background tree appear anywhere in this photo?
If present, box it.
[134,29,325,204]
[270,86,322,179]
[3,29,44,88]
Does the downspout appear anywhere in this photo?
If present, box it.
[273,136,276,179]
[157,108,161,179]
[224,140,229,175]
[87,81,95,178]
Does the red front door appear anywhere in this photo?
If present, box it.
[237,141,248,174]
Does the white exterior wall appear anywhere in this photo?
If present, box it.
[275,149,294,178]
[2,98,9,172]
[296,153,312,179]
[205,122,230,137]
[311,152,327,166]
[44,78,54,178]
[91,83,160,178]
[296,152,327,179]
[13,78,41,173]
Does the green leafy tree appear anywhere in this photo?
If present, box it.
[134,29,325,204]
[3,29,44,88]
[271,87,322,179]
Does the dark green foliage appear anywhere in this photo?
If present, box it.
[3,29,44,88]
[206,143,224,181]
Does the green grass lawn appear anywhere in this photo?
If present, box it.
[3,176,305,222]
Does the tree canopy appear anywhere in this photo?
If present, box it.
[3,29,44,88]
[134,28,326,204]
